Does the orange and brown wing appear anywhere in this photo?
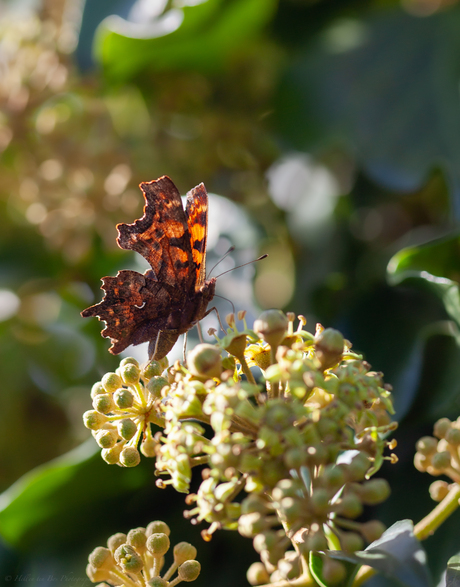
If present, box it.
[185,182,208,289]
[117,176,195,290]
[81,270,172,355]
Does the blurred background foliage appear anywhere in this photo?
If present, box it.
[1,0,460,584]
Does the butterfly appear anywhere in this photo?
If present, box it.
[81,176,216,360]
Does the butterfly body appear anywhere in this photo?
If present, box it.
[82,176,215,360]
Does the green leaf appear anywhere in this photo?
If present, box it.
[327,520,431,587]
[0,439,151,549]
[277,7,460,213]
[447,555,460,587]
[94,0,277,80]
[387,232,460,329]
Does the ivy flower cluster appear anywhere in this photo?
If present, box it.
[87,520,200,587]
[414,416,460,502]
[84,310,398,585]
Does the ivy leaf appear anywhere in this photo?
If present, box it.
[94,0,277,80]
[309,551,358,587]
[326,520,431,587]
[447,555,460,587]
[388,232,460,331]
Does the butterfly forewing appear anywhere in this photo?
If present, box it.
[185,183,208,289]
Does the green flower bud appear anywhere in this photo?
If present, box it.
[360,520,386,543]
[359,478,391,505]
[429,480,450,502]
[147,376,169,399]
[119,446,141,467]
[101,372,123,393]
[322,558,346,584]
[115,544,143,574]
[340,531,364,553]
[241,495,270,515]
[142,360,164,380]
[253,310,288,349]
[434,418,452,439]
[265,402,295,431]
[445,427,460,447]
[414,452,430,472]
[127,527,147,552]
[88,547,114,570]
[102,442,124,465]
[284,447,307,469]
[302,531,328,553]
[431,451,451,471]
[147,533,170,556]
[141,436,158,457]
[113,388,134,409]
[314,328,344,370]
[253,531,278,553]
[322,465,346,490]
[93,393,115,414]
[247,562,270,585]
[107,533,127,553]
[337,493,363,519]
[90,382,104,399]
[346,452,371,481]
[117,418,138,441]
[187,344,222,379]
[94,427,119,449]
[148,578,168,587]
[416,436,438,456]
[174,542,197,565]
[120,363,140,385]
[310,489,330,516]
[146,521,171,537]
[83,410,108,430]
[120,357,139,368]
[272,479,300,500]
[178,560,201,582]
[238,512,269,538]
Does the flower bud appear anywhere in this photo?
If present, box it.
[310,489,330,516]
[445,427,460,447]
[434,418,451,439]
[314,328,344,370]
[141,436,158,457]
[429,480,450,502]
[115,544,143,574]
[416,436,438,456]
[113,388,134,409]
[101,372,123,393]
[340,531,364,553]
[93,393,115,414]
[94,427,119,449]
[86,563,110,583]
[102,442,124,465]
[83,410,107,430]
[337,493,363,519]
[360,520,386,543]
[107,533,127,553]
[142,360,164,380]
[187,344,222,379]
[119,446,141,467]
[238,512,269,538]
[88,547,114,570]
[358,478,391,505]
[146,521,171,537]
[414,452,430,472]
[147,376,169,398]
[127,527,147,552]
[178,560,201,582]
[431,451,451,471]
[147,533,170,557]
[247,562,270,585]
[120,363,140,385]
[302,530,328,552]
[345,452,371,481]
[254,310,288,349]
[90,382,104,399]
[174,542,197,564]
[117,418,137,441]
[120,357,139,368]
[322,558,346,584]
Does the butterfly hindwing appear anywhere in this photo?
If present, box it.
[185,182,208,289]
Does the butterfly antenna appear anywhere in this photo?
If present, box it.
[207,246,236,278]
[215,254,268,279]
[214,294,236,315]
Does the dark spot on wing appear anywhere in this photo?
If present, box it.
[169,236,188,249]
[175,259,189,270]
[193,238,205,252]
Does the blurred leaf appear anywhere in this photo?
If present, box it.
[94,0,277,80]
[327,521,431,587]
[277,7,460,214]
[0,440,152,549]
[447,555,460,587]
[388,233,460,330]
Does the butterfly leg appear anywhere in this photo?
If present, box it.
[151,329,162,360]
[183,333,188,363]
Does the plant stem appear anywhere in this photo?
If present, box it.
[352,482,460,587]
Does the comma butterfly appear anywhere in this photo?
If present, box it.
[81,176,216,360]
